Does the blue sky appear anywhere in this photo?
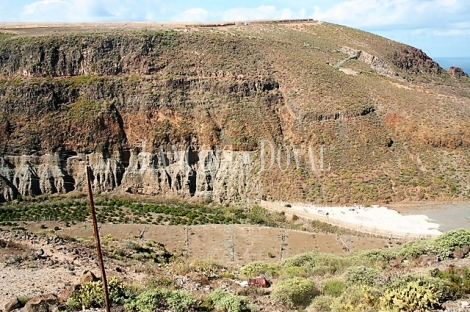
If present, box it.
[0,0,469,58]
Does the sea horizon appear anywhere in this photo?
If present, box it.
[433,56,470,74]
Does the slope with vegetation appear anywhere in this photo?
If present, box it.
[2,226,470,311]
[0,20,469,204]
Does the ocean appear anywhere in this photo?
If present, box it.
[399,203,470,232]
[433,57,470,74]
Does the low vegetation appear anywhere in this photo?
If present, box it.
[271,277,317,308]
[0,197,293,229]
[205,289,255,312]
[59,228,470,311]
[2,192,470,311]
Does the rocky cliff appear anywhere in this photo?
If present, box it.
[0,21,469,204]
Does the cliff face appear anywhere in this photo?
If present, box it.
[0,22,469,204]
[0,150,253,203]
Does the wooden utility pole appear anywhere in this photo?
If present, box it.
[86,166,111,312]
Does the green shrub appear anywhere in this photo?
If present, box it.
[323,280,346,297]
[281,265,309,278]
[240,261,279,278]
[309,295,335,312]
[247,205,269,225]
[433,266,470,299]
[389,273,445,290]
[351,248,398,266]
[282,252,346,275]
[331,285,380,312]
[108,277,128,305]
[397,240,435,259]
[380,280,442,312]
[17,296,29,305]
[66,297,81,312]
[188,259,226,277]
[69,281,103,309]
[68,96,101,122]
[68,278,136,310]
[205,289,256,312]
[434,228,470,251]
[387,273,453,302]
[271,277,317,308]
[345,266,379,286]
[125,288,197,312]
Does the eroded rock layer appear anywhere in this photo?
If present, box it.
[0,21,469,203]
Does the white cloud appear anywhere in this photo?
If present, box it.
[311,0,470,35]
[220,5,305,22]
[22,0,70,20]
[21,0,112,22]
[20,0,165,22]
[172,8,210,22]
[309,0,470,57]
[433,29,470,37]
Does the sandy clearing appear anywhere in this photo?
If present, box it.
[261,201,442,239]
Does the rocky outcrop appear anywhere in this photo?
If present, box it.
[0,148,256,202]
[339,47,397,76]
[390,46,442,75]
[448,66,469,78]
[4,297,23,312]
[1,154,73,200]
[0,32,179,77]
[23,294,58,312]
[0,157,16,202]
[79,270,99,284]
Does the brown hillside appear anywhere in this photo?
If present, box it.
[0,20,469,204]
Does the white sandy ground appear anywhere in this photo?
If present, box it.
[261,201,442,238]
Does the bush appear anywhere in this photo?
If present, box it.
[331,285,380,312]
[271,277,317,308]
[69,281,103,309]
[389,273,446,290]
[380,281,442,312]
[433,266,470,299]
[240,261,279,278]
[387,273,453,302]
[397,240,435,259]
[323,280,346,297]
[67,278,138,310]
[125,288,197,312]
[205,289,255,312]
[344,266,379,287]
[108,277,128,305]
[175,259,226,277]
[351,248,398,266]
[282,252,346,275]
[309,295,335,312]
[434,228,470,251]
[165,289,198,311]
[281,265,309,278]
[247,205,270,225]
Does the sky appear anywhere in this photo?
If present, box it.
[0,0,469,59]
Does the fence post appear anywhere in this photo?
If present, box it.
[86,166,111,312]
